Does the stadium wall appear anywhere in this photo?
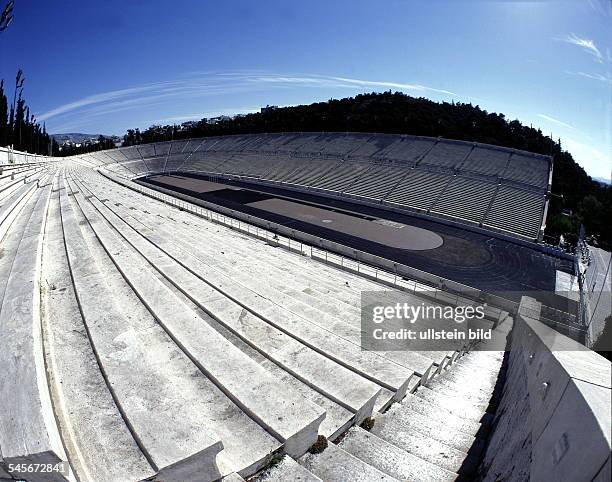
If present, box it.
[0,146,53,165]
[478,297,611,481]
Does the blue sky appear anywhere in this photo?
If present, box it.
[0,0,610,180]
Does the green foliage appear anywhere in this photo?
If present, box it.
[0,70,56,155]
[360,417,375,431]
[546,214,576,238]
[0,1,14,32]
[308,435,328,454]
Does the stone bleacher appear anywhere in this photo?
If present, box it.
[460,146,510,177]
[0,161,506,481]
[418,141,472,169]
[504,152,550,187]
[0,152,608,481]
[386,169,451,212]
[76,132,552,241]
[431,175,498,223]
[484,185,546,239]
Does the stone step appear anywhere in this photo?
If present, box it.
[91,172,449,371]
[462,349,505,359]
[452,354,505,370]
[89,175,440,379]
[399,393,484,437]
[433,363,501,389]
[451,361,504,377]
[440,356,503,376]
[413,386,492,422]
[64,174,330,474]
[425,372,497,400]
[0,165,41,177]
[87,185,419,398]
[441,350,503,367]
[0,174,31,202]
[41,178,156,482]
[0,165,45,187]
[432,373,499,401]
[67,173,383,424]
[255,455,323,482]
[369,411,479,475]
[0,173,70,481]
[0,170,45,209]
[59,175,227,481]
[0,179,39,243]
[423,378,496,406]
[0,173,31,197]
[372,403,485,455]
[338,427,457,482]
[299,443,399,482]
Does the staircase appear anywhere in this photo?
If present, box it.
[249,349,507,482]
[0,162,511,482]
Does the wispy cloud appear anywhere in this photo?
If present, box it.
[558,33,603,63]
[37,84,170,121]
[242,74,457,96]
[563,137,612,181]
[36,72,458,131]
[587,0,612,18]
[145,107,261,125]
[565,70,612,84]
[537,114,575,130]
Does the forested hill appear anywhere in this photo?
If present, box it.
[120,92,610,248]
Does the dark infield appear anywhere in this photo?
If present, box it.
[141,173,574,299]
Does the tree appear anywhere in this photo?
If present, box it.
[0,80,8,146]
[0,2,53,155]
[0,1,14,32]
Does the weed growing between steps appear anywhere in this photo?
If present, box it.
[360,417,375,431]
[261,451,284,471]
[308,435,328,454]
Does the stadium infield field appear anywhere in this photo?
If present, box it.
[141,173,573,299]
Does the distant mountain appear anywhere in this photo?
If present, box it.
[593,176,611,186]
[51,133,115,143]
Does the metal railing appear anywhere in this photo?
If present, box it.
[100,168,514,325]
[100,167,588,338]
